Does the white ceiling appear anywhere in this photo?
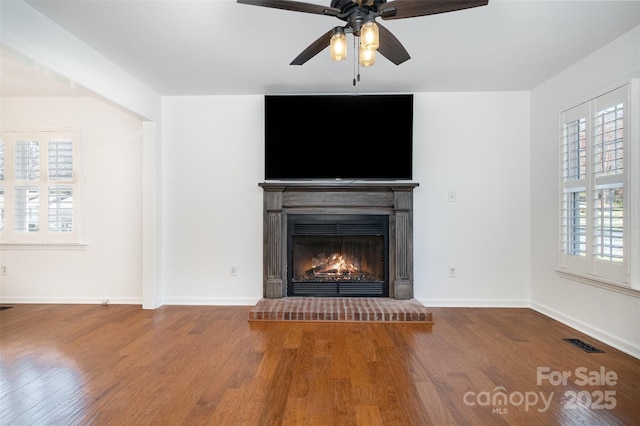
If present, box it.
[0,51,95,97]
[2,0,640,97]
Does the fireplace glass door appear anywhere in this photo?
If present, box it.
[287,215,389,297]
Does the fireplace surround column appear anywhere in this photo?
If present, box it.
[393,189,413,300]
[264,189,284,298]
[259,182,419,299]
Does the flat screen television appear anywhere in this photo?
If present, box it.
[264,94,413,180]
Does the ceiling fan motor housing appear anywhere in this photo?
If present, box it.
[331,0,383,34]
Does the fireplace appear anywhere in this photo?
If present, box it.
[288,214,389,297]
[259,182,418,299]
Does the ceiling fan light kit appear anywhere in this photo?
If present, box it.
[238,0,489,73]
[330,23,377,66]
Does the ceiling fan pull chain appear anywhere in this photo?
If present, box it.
[357,37,361,83]
[353,60,356,86]
[353,35,357,86]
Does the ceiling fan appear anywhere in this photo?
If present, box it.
[237,0,489,68]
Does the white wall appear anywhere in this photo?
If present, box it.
[159,92,531,307]
[2,0,164,309]
[413,92,531,306]
[0,97,144,303]
[530,26,640,358]
[161,96,264,305]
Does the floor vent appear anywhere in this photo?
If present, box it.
[563,338,604,353]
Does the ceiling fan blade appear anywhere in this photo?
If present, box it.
[379,0,488,20]
[237,0,341,17]
[290,29,334,65]
[376,23,410,65]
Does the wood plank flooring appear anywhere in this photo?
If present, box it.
[1,304,639,425]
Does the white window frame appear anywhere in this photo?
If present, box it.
[0,128,85,248]
[558,81,640,294]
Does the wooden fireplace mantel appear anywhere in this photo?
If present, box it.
[259,181,419,299]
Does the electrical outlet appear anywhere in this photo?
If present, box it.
[230,266,238,277]
[1,265,6,275]
[448,266,456,278]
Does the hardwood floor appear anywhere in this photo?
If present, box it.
[1,304,638,425]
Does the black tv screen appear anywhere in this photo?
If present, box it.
[264,94,413,180]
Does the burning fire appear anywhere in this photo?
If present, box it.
[306,253,362,278]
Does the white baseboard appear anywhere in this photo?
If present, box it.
[0,296,142,305]
[0,296,262,307]
[417,298,530,308]
[531,301,640,360]
[161,297,261,306]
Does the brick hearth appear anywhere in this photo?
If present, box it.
[248,297,433,326]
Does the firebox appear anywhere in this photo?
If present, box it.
[287,214,389,297]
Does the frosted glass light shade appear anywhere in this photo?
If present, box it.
[360,22,379,51]
[359,46,376,67]
[330,30,347,61]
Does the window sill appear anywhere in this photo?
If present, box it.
[555,267,640,298]
[0,242,88,250]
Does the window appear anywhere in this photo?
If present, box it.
[0,130,81,245]
[559,85,634,287]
